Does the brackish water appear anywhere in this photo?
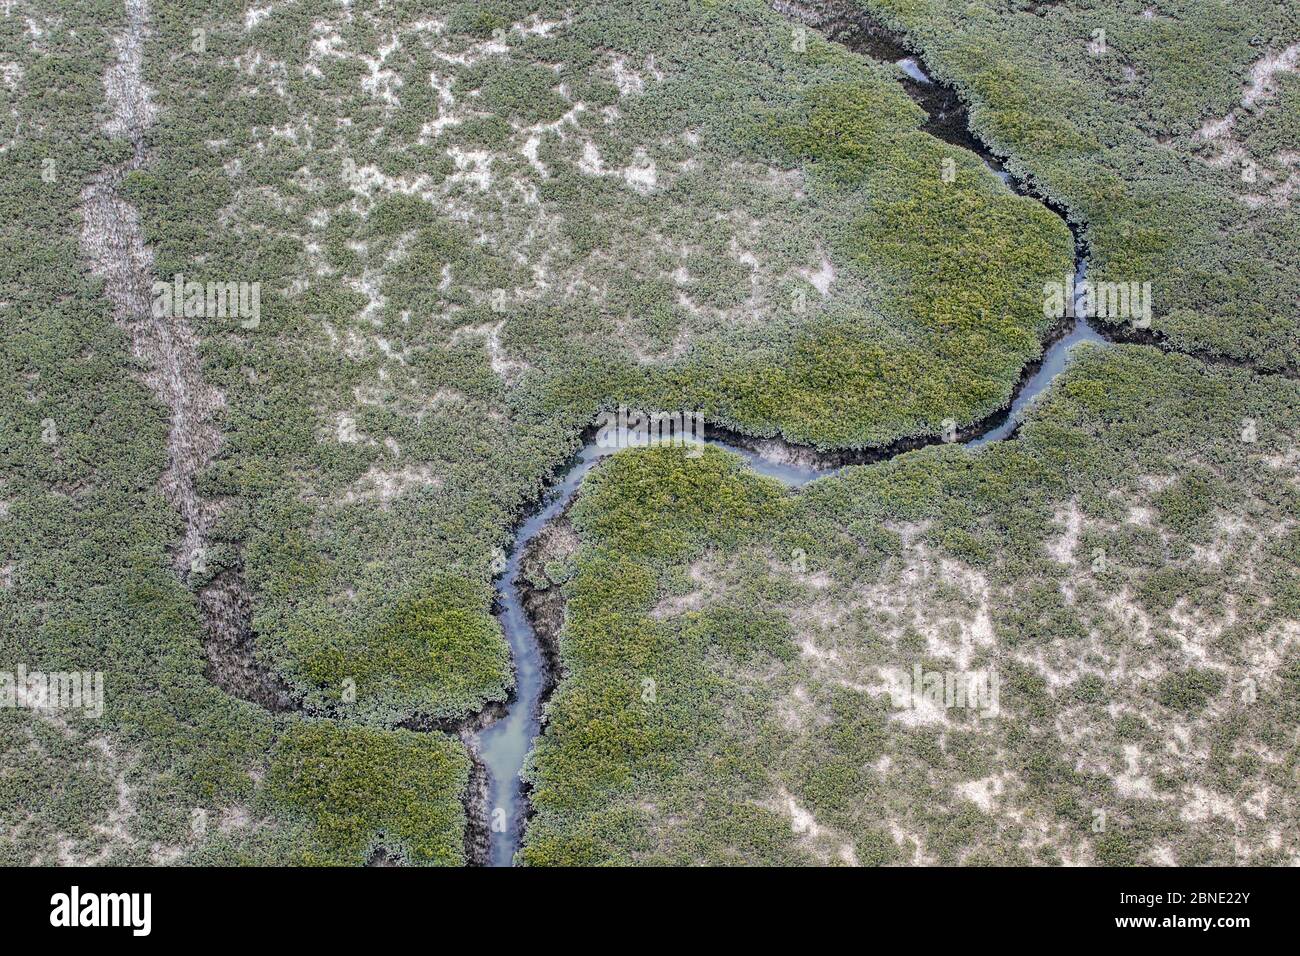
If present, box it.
[478,296,1105,864]
[476,1,1109,867]
[476,436,837,866]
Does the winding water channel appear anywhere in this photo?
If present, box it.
[476,435,840,866]
[475,2,1109,866]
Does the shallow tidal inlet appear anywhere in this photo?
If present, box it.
[5,0,1296,875]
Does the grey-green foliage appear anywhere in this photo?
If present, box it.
[0,0,276,863]
[524,345,1300,865]
[7,0,1293,868]
[123,0,1071,726]
[0,0,470,867]
[858,0,1300,371]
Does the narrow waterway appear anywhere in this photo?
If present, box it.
[477,443,606,867]
[475,0,1111,866]
[968,260,1107,446]
[477,435,836,866]
[479,284,1106,865]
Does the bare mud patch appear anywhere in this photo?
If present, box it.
[79,0,290,710]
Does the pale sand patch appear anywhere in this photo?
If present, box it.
[1045,500,1083,565]
[1189,513,1248,564]
[785,790,822,838]
[794,569,832,590]
[1114,744,1158,799]
[244,5,272,30]
[1241,786,1271,821]
[332,412,363,445]
[359,34,402,106]
[516,14,568,37]
[854,550,995,670]
[1167,596,1238,666]
[875,671,953,727]
[1148,844,1177,866]
[454,319,526,380]
[1180,785,1243,825]
[419,72,461,140]
[81,0,232,586]
[647,556,741,621]
[956,773,1007,812]
[1103,586,1154,642]
[0,61,22,89]
[1126,504,1155,526]
[578,140,604,175]
[577,140,658,192]
[341,463,443,504]
[1258,446,1300,474]
[888,822,933,865]
[101,0,157,138]
[1194,43,1300,145]
[799,256,835,296]
[1243,43,1300,108]
[609,55,645,97]
[798,637,841,665]
[1241,151,1300,208]
[1138,474,1176,492]
[433,35,508,68]
[1192,43,1300,206]
[769,787,859,865]
[1241,619,1300,685]
[648,590,706,620]
[522,134,546,174]
[342,160,441,203]
[349,270,387,327]
[734,245,760,270]
[622,149,657,193]
[447,147,494,191]
[608,53,664,97]
[50,736,184,866]
[309,21,346,62]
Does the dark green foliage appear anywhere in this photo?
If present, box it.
[1153,471,1224,538]
[266,721,468,865]
[858,0,1300,371]
[1157,668,1226,714]
[524,346,1300,864]
[572,446,785,564]
[285,576,511,721]
[464,60,570,124]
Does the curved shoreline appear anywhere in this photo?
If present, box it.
[473,309,1110,865]
[469,0,1125,869]
[405,0,1286,866]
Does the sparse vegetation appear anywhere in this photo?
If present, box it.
[856,0,1300,371]
[2,0,1294,867]
[524,347,1300,865]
